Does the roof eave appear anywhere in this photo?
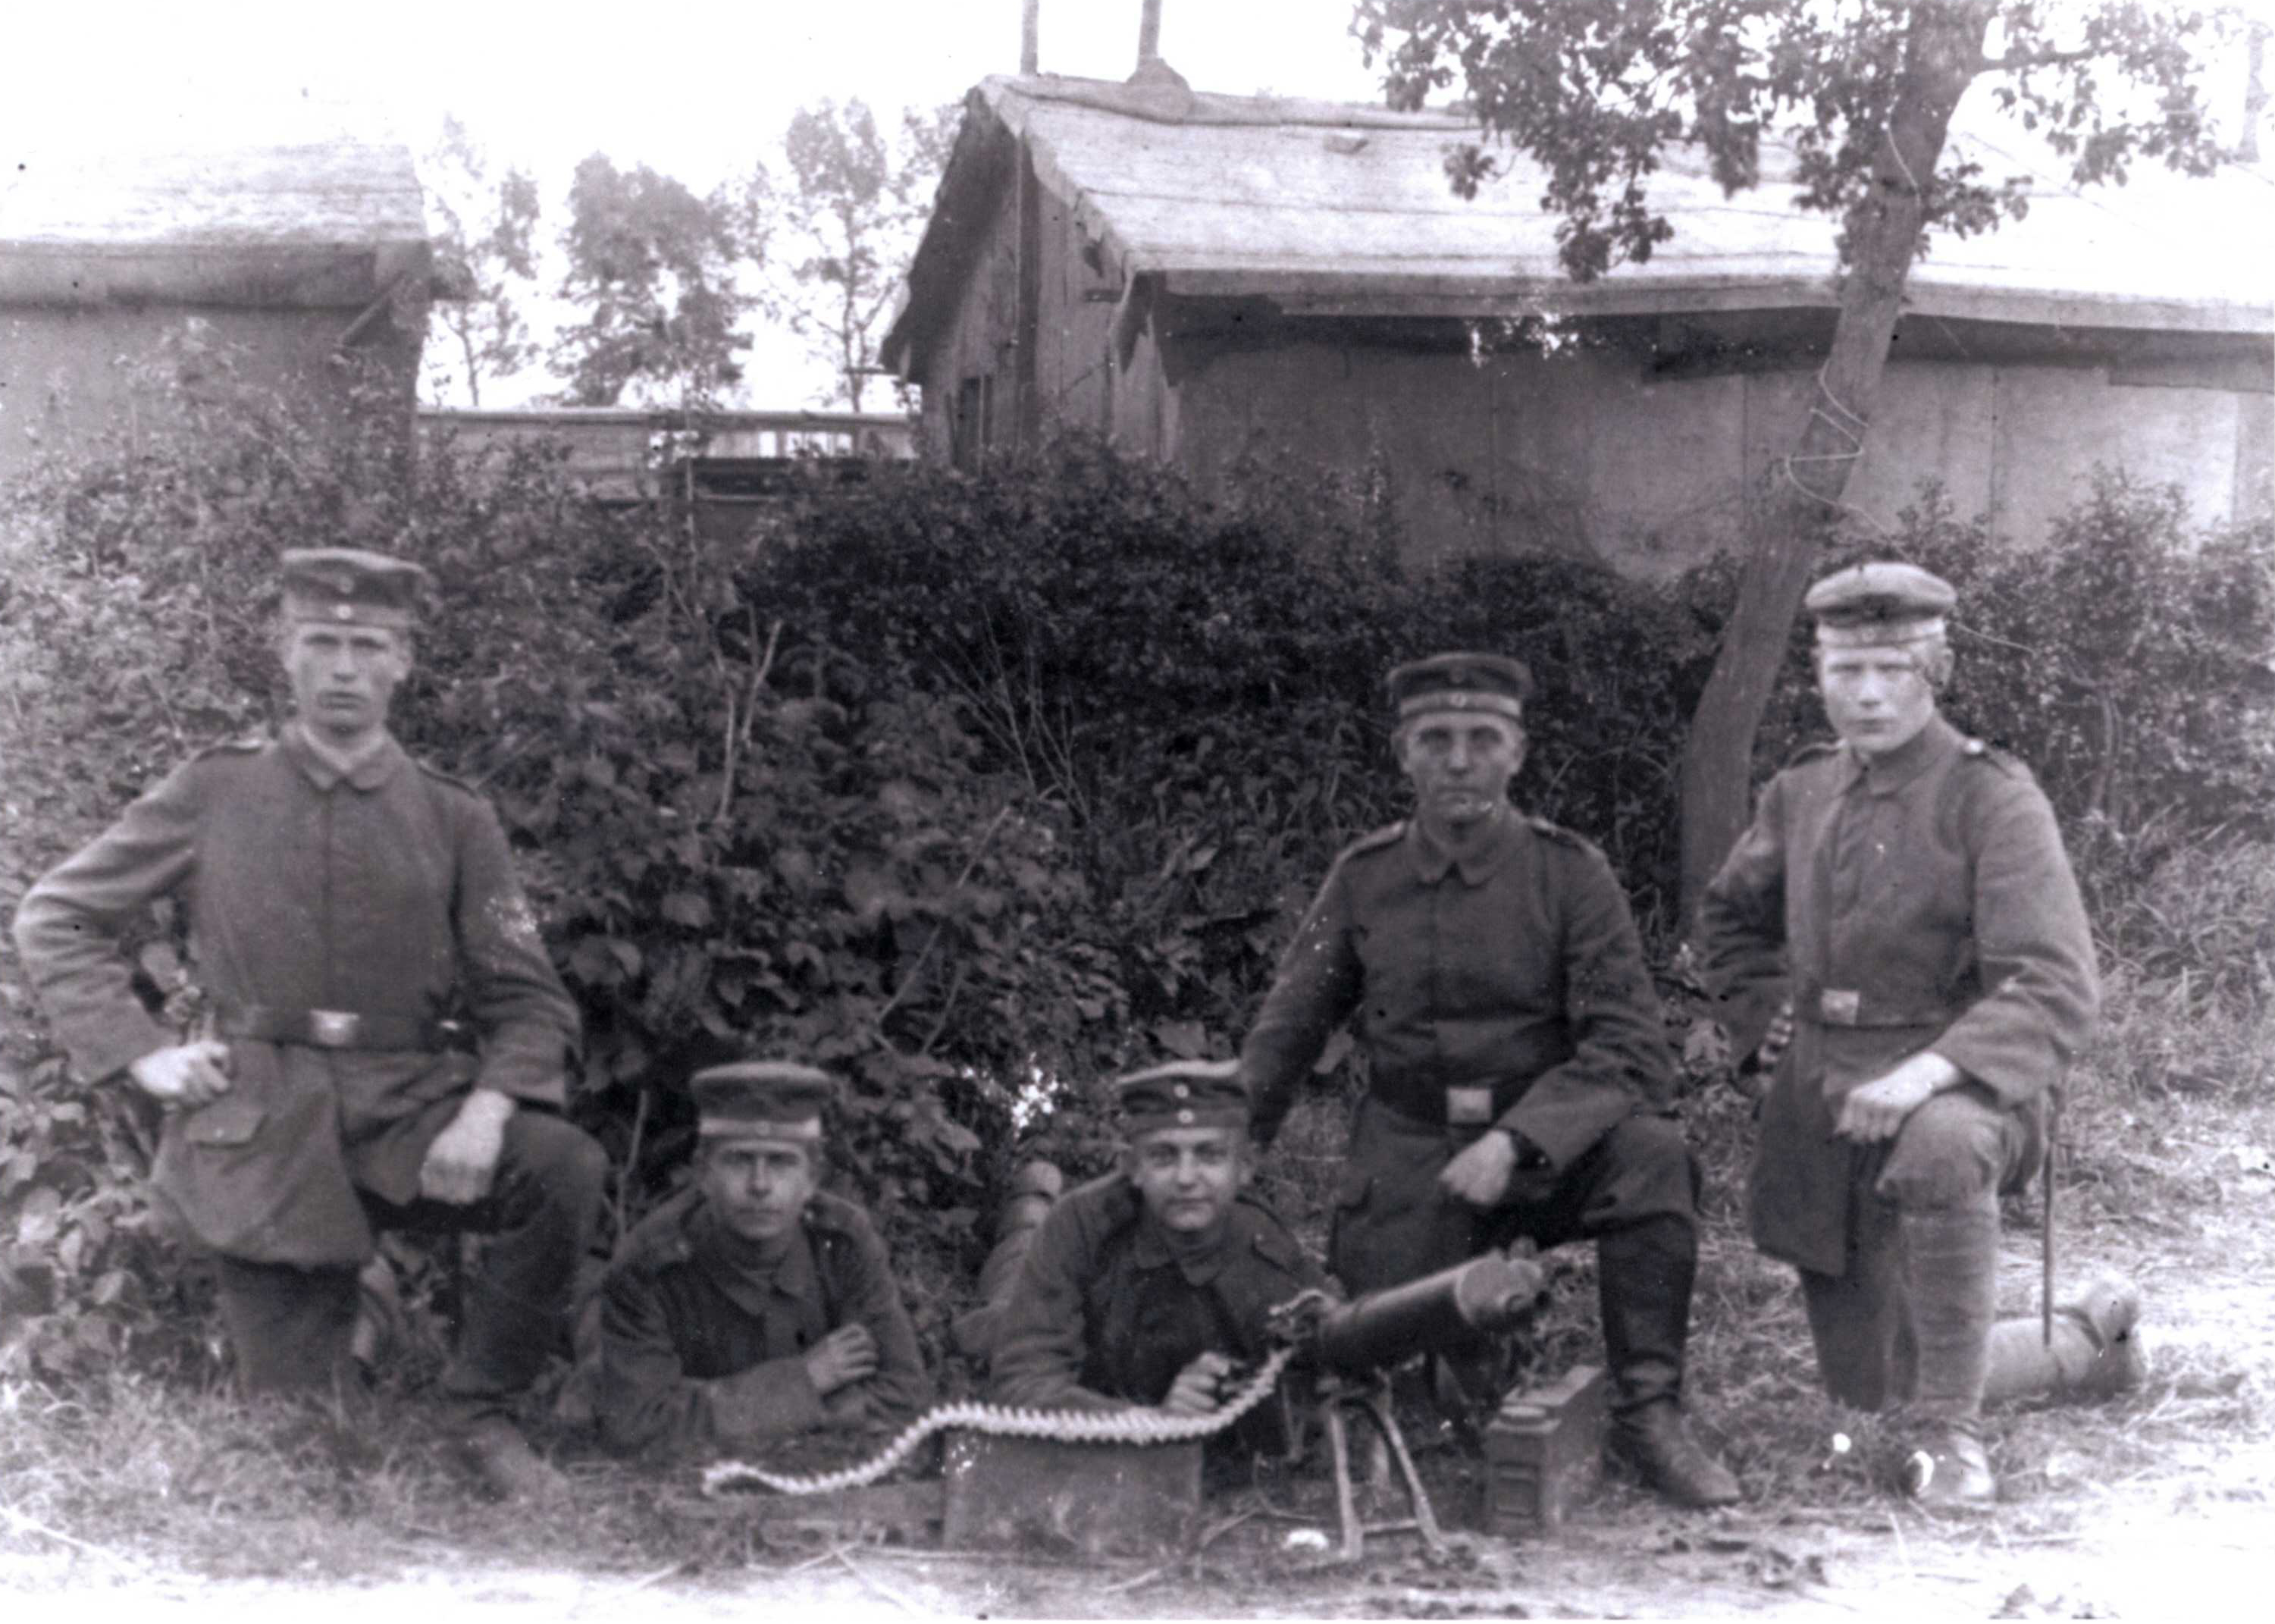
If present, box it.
[0,237,431,310]
[1150,268,2275,336]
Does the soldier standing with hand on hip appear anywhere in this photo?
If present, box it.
[1697,563,2099,1507]
[14,547,604,1500]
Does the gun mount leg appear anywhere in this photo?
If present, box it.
[1315,1379,1447,1564]
[1360,1384,1446,1554]
[1324,1396,1365,1564]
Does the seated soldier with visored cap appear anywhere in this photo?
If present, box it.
[1698,562,2099,1507]
[982,1061,1324,1458]
[1238,651,1739,1507]
[591,1061,932,1459]
[13,545,598,1501]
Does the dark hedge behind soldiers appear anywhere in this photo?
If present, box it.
[1697,563,2099,1508]
[982,1061,1323,1462]
[1238,654,1739,1509]
[591,1061,931,1460]
[12,548,605,1499]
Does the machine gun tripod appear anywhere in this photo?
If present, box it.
[1267,1242,1549,1563]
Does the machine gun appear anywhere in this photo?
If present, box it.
[706,1240,1554,1562]
[1267,1243,1549,1561]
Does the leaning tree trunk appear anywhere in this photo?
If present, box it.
[1676,0,1998,920]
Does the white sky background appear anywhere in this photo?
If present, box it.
[5,0,2268,409]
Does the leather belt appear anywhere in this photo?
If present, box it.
[215,1002,448,1052]
[1796,979,1963,1030]
[1373,1079,1521,1130]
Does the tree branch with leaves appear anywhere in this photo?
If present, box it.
[1352,0,2237,914]
[421,116,542,408]
[745,99,959,411]
[551,155,760,408]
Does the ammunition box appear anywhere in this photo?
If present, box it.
[1482,1363,1606,1536]
[942,1432,1204,1557]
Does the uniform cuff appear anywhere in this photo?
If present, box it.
[475,1046,570,1110]
[1496,1105,1593,1172]
[704,1356,828,1441]
[76,1012,174,1088]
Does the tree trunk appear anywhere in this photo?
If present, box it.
[1675,0,1997,923]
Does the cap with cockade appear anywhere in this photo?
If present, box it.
[1386,651,1534,723]
[1803,562,1956,647]
[1116,1058,1250,1135]
[690,1061,838,1143]
[280,547,431,629]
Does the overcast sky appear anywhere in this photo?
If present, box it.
[5,0,2267,407]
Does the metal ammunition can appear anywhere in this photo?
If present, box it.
[1482,1363,1606,1536]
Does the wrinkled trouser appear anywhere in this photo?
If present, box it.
[1330,1097,1703,1414]
[215,1109,606,1406]
[1796,1086,2036,1433]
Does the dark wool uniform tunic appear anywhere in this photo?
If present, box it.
[1242,813,1676,1157]
[1238,807,1703,1411]
[594,1187,931,1459]
[1697,715,2100,1278]
[13,726,583,1265]
[986,1171,1321,1453]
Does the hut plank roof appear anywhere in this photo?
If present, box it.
[1,140,428,308]
[887,72,2275,369]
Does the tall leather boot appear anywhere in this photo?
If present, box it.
[1598,1216,1740,1508]
[1899,1190,1999,1507]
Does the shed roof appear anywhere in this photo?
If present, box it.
[0,135,429,309]
[885,71,2274,371]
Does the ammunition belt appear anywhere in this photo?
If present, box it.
[702,1342,1297,1498]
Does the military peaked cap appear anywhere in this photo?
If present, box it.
[1387,651,1534,723]
[1116,1058,1250,1135]
[280,547,431,630]
[1804,562,1955,647]
[691,1060,837,1143]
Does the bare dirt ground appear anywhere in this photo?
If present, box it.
[7,1202,2269,1621]
[5,1086,2270,1619]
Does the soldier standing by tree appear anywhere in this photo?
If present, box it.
[13,548,603,1500]
[1696,563,2100,1506]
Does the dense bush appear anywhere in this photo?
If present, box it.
[5,339,2269,1383]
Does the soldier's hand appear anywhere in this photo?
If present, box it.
[1753,1003,1796,1074]
[803,1322,879,1396]
[1440,1129,1519,1207]
[1162,1350,1234,1415]
[418,1089,515,1205]
[1836,1053,1961,1143]
[127,1041,232,1109]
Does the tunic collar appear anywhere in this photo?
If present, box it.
[1405,804,1521,886]
[691,1199,818,1318]
[281,722,409,793]
[1130,1208,1232,1287]
[1838,713,1960,798]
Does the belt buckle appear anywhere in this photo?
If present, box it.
[309,1009,362,1048]
[1819,989,1860,1027]
[1446,1086,1493,1126]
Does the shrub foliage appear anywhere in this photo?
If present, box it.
[3,347,2268,1381]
